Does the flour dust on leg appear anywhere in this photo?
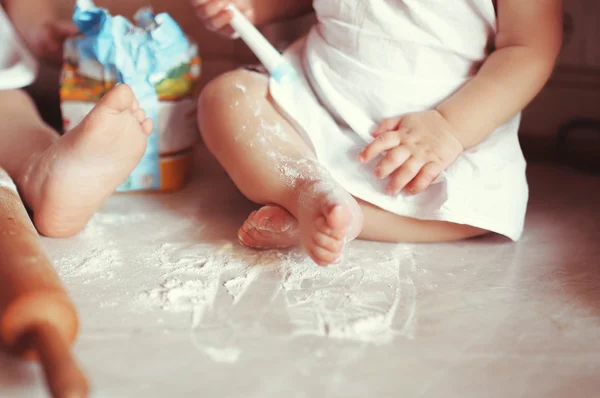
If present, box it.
[198,70,363,265]
[238,205,299,249]
[21,84,153,237]
[238,179,364,266]
[238,176,363,265]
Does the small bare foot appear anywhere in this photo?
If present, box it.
[296,180,363,266]
[238,205,299,249]
[20,84,153,237]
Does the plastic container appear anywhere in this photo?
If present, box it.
[59,1,201,192]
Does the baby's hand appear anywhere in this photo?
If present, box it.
[190,0,256,38]
[359,111,463,196]
[25,21,78,66]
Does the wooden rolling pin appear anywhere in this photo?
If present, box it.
[0,169,88,398]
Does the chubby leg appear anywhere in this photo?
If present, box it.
[241,199,487,247]
[0,85,152,237]
[357,199,487,242]
[198,70,363,266]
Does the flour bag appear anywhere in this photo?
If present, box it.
[60,0,201,192]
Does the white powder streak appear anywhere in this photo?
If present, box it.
[136,243,416,350]
[91,212,149,225]
[189,305,241,363]
[232,78,291,150]
[223,267,260,304]
[136,243,233,313]
[56,248,122,281]
[203,347,241,363]
[281,253,407,345]
[139,277,211,312]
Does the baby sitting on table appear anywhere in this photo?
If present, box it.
[0,0,152,237]
[193,0,562,265]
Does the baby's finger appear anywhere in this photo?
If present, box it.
[239,6,256,23]
[375,145,411,180]
[405,162,441,195]
[371,117,402,138]
[359,130,402,163]
[195,0,230,20]
[386,157,424,195]
[204,8,234,31]
[214,5,254,36]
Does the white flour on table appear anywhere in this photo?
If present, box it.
[133,241,417,358]
[47,185,419,364]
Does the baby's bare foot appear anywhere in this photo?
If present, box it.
[296,180,363,266]
[238,205,299,249]
[21,84,153,237]
[238,181,363,265]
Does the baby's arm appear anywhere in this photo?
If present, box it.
[3,0,77,65]
[437,0,563,148]
[360,0,562,196]
[192,0,314,36]
[3,0,58,34]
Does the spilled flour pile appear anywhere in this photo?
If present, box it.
[280,254,407,343]
[134,241,417,350]
[137,243,227,313]
[49,198,418,364]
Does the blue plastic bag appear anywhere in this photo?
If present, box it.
[69,0,193,191]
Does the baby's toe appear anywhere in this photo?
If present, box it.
[254,205,297,232]
[238,214,272,247]
[325,204,353,232]
[133,109,146,123]
[238,225,262,248]
[316,216,347,240]
[309,245,342,267]
[141,119,154,135]
[130,97,140,113]
[257,215,274,230]
[313,230,343,253]
[246,210,258,221]
[100,84,134,112]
